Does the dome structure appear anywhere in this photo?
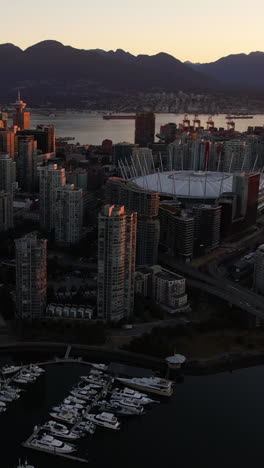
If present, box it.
[131,171,234,200]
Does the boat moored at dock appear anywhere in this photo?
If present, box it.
[116,377,174,397]
[30,435,76,453]
[85,412,121,430]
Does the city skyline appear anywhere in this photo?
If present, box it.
[2,0,264,63]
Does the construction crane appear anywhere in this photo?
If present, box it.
[193,114,201,129]
[206,116,214,130]
[227,119,235,131]
[183,113,190,130]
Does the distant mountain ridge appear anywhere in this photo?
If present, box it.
[0,41,264,106]
[0,40,217,104]
[185,51,264,87]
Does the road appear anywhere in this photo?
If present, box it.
[159,253,264,318]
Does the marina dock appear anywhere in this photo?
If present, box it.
[22,373,113,463]
[22,429,89,464]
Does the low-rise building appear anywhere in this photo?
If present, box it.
[46,303,93,320]
[135,265,188,314]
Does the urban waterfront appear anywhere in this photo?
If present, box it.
[1,356,264,468]
[30,111,264,146]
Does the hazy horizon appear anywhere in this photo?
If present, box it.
[3,0,264,63]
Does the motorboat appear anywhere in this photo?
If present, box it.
[14,378,30,385]
[85,412,120,430]
[80,376,105,387]
[4,385,22,394]
[110,398,144,413]
[75,383,99,394]
[0,365,21,376]
[29,365,45,374]
[111,387,156,405]
[49,411,77,425]
[90,363,108,371]
[76,421,96,435]
[90,369,104,376]
[0,389,19,401]
[52,404,82,413]
[64,395,86,405]
[63,400,85,410]
[40,421,82,440]
[28,365,45,376]
[95,400,144,416]
[70,390,95,401]
[116,377,174,397]
[31,435,76,453]
[18,371,36,383]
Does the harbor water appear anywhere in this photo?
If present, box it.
[1,356,264,468]
[30,111,264,146]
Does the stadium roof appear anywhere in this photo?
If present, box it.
[131,171,234,199]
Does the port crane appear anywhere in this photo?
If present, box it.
[206,116,214,130]
[193,114,201,129]
[227,119,235,131]
[183,113,190,130]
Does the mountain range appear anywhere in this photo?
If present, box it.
[0,41,264,105]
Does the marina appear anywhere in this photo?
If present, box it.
[0,357,173,463]
[1,357,264,468]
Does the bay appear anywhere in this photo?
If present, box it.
[30,112,264,146]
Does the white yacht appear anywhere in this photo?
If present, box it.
[52,404,82,414]
[18,371,36,383]
[4,385,21,394]
[111,387,156,405]
[91,363,108,371]
[14,377,30,385]
[77,421,96,435]
[40,421,82,440]
[95,399,143,415]
[31,435,76,453]
[50,411,77,425]
[29,365,45,374]
[90,369,103,376]
[64,395,86,405]
[110,398,144,413]
[116,377,173,397]
[1,365,21,376]
[63,400,85,410]
[75,383,98,394]
[70,390,95,401]
[0,389,19,401]
[81,376,107,386]
[85,412,120,430]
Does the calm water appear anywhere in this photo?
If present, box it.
[30,111,264,146]
[1,355,264,468]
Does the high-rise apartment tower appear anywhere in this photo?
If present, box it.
[97,205,137,322]
[15,233,47,318]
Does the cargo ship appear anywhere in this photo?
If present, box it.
[103,115,136,120]
[225,114,253,119]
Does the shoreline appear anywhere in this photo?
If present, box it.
[1,341,264,376]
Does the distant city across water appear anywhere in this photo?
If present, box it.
[30,111,264,146]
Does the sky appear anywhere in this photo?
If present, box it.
[2,0,264,63]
